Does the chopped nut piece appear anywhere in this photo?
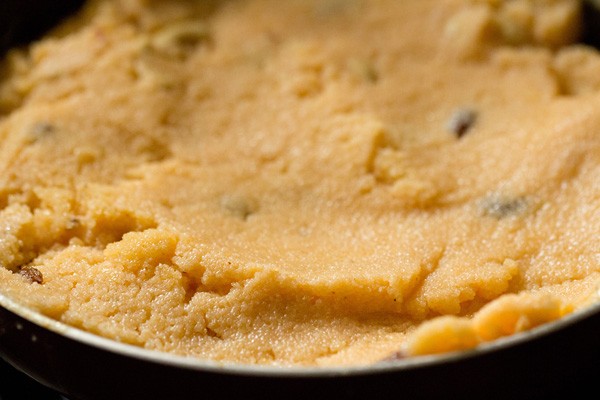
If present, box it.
[220,194,257,220]
[447,108,477,138]
[18,266,44,284]
[206,327,223,339]
[347,58,379,83]
[480,195,528,219]
[151,21,212,59]
[26,122,56,144]
[66,218,81,229]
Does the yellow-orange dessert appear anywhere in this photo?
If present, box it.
[0,0,599,366]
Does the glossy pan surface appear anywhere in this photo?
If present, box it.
[1,2,599,399]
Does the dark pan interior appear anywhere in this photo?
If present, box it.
[0,0,85,56]
[0,2,84,397]
[2,1,600,55]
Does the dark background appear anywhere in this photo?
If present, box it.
[0,0,85,56]
[1,358,63,399]
[0,1,83,399]
[2,354,600,399]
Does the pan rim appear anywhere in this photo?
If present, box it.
[1,290,599,377]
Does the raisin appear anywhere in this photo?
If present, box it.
[18,266,44,284]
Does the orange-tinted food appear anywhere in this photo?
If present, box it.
[0,0,598,366]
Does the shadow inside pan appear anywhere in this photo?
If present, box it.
[2,1,600,55]
[0,0,85,56]
[0,357,65,400]
[0,2,84,397]
[583,0,600,48]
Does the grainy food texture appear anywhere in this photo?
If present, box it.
[0,0,599,366]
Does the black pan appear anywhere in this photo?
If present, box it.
[1,2,599,399]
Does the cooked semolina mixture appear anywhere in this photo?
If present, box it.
[0,0,599,366]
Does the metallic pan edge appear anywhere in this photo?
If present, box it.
[1,291,599,400]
